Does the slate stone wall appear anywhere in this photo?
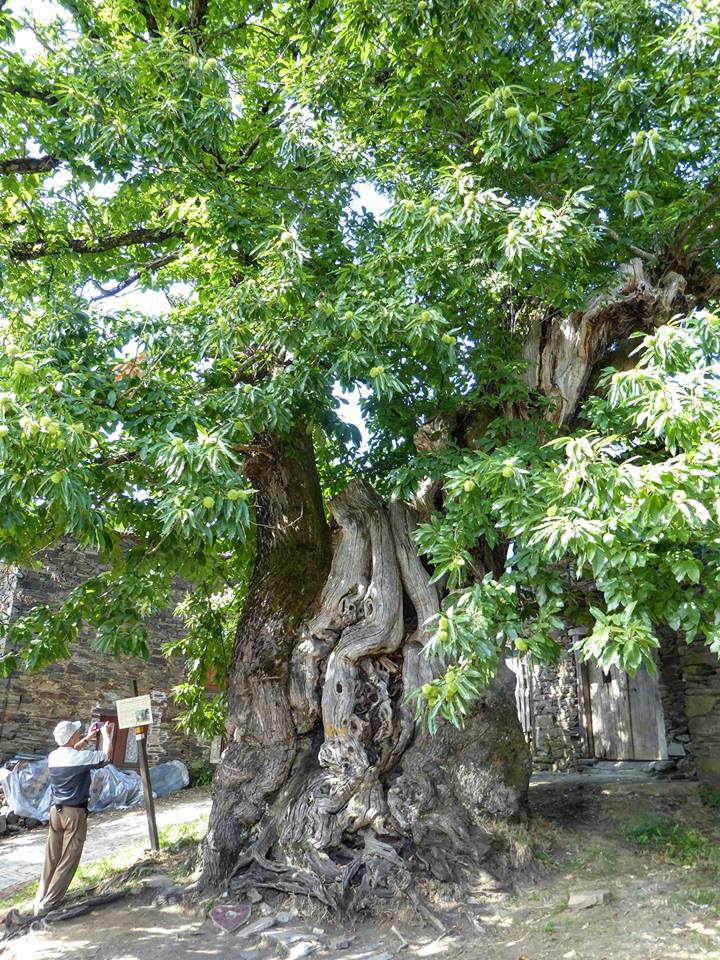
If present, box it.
[657,630,694,774]
[0,542,207,766]
[529,636,586,771]
[680,638,720,788]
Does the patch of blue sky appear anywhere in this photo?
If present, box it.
[349,181,391,219]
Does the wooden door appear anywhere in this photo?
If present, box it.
[94,712,138,768]
[585,662,667,760]
[94,713,120,764]
[627,668,668,759]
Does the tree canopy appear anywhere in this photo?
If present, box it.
[1,0,719,732]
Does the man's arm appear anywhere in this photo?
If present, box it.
[75,722,100,749]
[99,722,112,757]
[76,721,112,758]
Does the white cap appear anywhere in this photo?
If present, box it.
[53,720,82,746]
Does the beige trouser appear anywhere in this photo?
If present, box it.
[34,805,88,914]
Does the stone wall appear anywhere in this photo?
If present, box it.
[517,626,720,783]
[0,542,207,766]
[657,630,694,774]
[680,638,720,789]
[528,637,585,770]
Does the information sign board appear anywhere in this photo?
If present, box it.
[116,694,153,729]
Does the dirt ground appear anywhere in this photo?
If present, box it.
[3,777,719,960]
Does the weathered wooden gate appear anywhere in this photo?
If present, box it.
[511,656,534,745]
[582,662,668,761]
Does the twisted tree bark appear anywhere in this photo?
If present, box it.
[202,442,529,912]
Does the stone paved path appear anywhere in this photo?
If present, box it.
[0,786,211,894]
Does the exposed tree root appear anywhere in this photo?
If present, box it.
[2,890,129,941]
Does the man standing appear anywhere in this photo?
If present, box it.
[34,719,112,916]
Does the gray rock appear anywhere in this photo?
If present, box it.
[648,760,676,775]
[138,874,174,889]
[246,888,263,904]
[0,815,7,835]
[153,884,187,905]
[286,942,317,960]
[568,889,611,910]
[274,909,298,923]
[667,742,686,757]
[236,916,276,940]
[2,908,27,928]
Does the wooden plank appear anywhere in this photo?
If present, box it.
[505,656,533,742]
[627,665,668,760]
[587,661,633,759]
[574,653,594,758]
[611,668,633,760]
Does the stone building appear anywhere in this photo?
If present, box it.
[0,542,207,767]
[511,627,720,788]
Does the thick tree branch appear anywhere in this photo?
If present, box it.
[521,259,693,423]
[602,225,657,263]
[0,155,61,176]
[88,251,181,301]
[10,227,179,262]
[0,83,59,105]
[188,0,209,32]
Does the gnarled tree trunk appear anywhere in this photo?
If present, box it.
[202,437,530,912]
[202,433,332,883]
[202,259,714,910]
[519,257,709,425]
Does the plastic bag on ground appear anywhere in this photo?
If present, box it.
[89,764,144,812]
[149,759,189,797]
[0,759,144,821]
[0,756,189,821]
[0,759,51,820]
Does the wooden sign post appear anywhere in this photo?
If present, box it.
[115,682,159,852]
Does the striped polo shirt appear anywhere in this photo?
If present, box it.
[48,746,108,808]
